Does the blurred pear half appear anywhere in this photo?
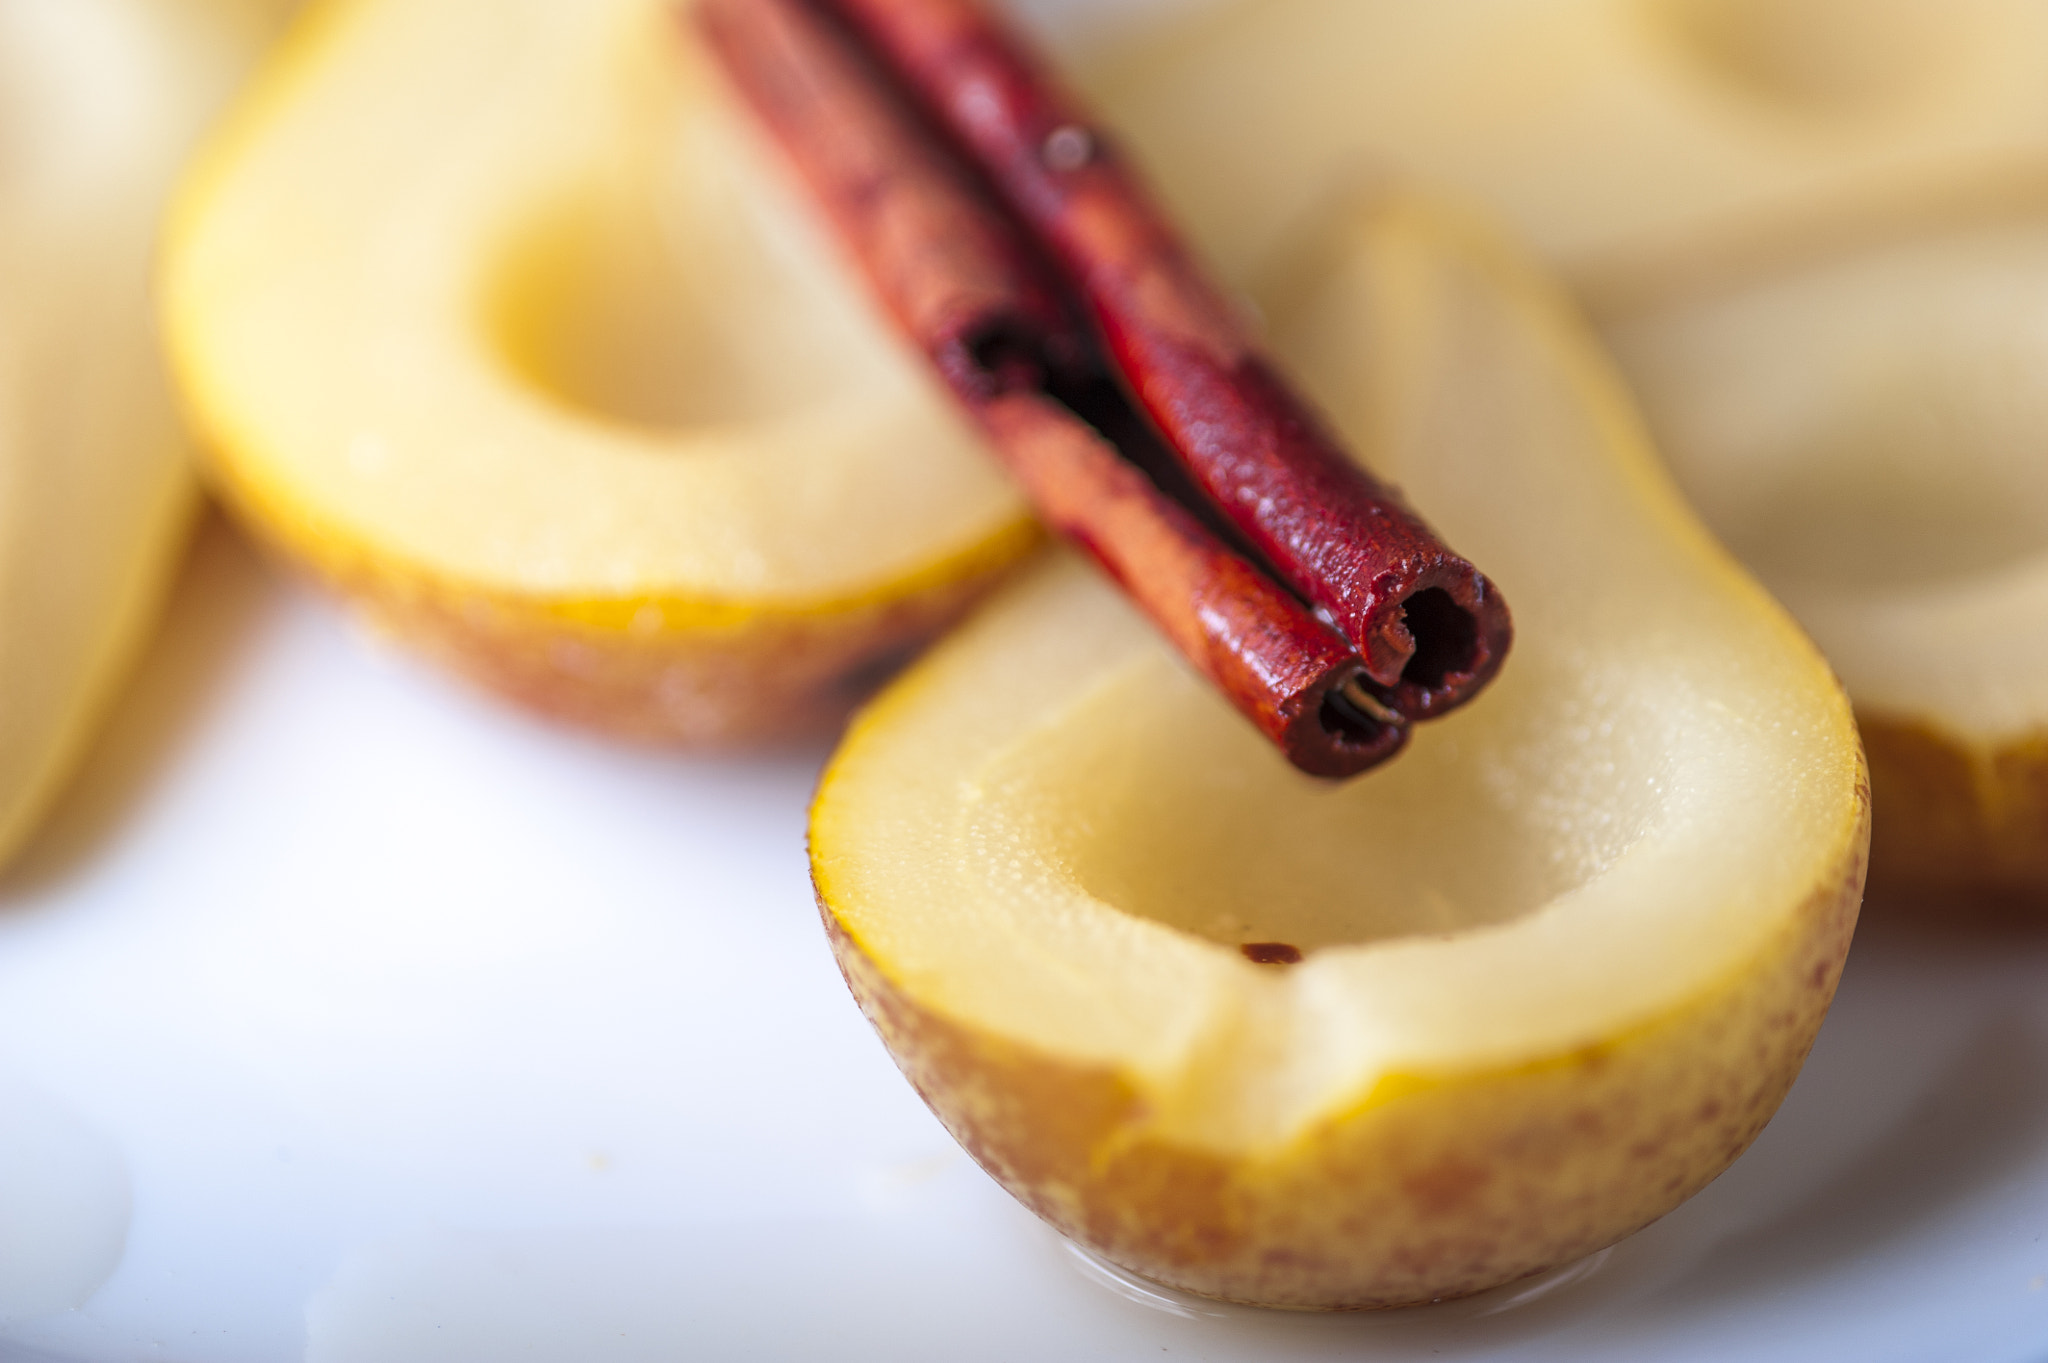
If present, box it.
[0,0,294,866]
[1088,0,2048,300]
[163,0,1036,745]
[1607,221,2048,897]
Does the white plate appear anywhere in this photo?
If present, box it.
[4,514,2048,1363]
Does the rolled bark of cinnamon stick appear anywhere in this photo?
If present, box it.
[696,0,1408,775]
[810,0,1513,720]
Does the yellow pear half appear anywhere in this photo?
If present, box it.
[0,0,294,866]
[1087,0,2048,300]
[1604,220,2048,897]
[811,197,1869,1309]
[162,0,1036,744]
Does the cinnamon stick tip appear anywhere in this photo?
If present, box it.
[1360,565,1513,723]
[1281,663,1411,780]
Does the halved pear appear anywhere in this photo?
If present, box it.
[1085,0,2048,302]
[162,0,1036,744]
[0,0,295,865]
[1603,221,2048,897]
[1093,0,2048,899]
[811,196,1868,1309]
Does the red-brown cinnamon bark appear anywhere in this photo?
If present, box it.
[695,0,1406,774]
[810,0,1512,719]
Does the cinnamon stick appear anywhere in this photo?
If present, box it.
[810,0,1511,718]
[693,0,1505,775]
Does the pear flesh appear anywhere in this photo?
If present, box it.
[0,0,294,865]
[1606,223,2048,894]
[812,198,1868,1309]
[1086,0,2048,301]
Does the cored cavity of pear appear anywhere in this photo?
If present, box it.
[811,196,1868,1310]
[162,0,1036,745]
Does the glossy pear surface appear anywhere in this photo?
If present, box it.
[812,199,1869,1309]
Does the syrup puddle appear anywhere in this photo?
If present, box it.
[1058,1240,1236,1320]
[1058,1235,1618,1322]
[1450,1248,1616,1317]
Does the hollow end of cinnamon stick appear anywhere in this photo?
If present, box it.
[1285,663,1411,780]
[1360,568,1514,724]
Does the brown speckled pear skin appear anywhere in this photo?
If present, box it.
[1862,716,2048,900]
[329,555,1033,745]
[209,459,1041,744]
[818,789,1867,1311]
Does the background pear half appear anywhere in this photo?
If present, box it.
[1607,223,2048,897]
[1092,0,2048,898]
[162,0,1037,746]
[0,0,297,867]
[812,195,1868,1309]
[1087,0,2048,306]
